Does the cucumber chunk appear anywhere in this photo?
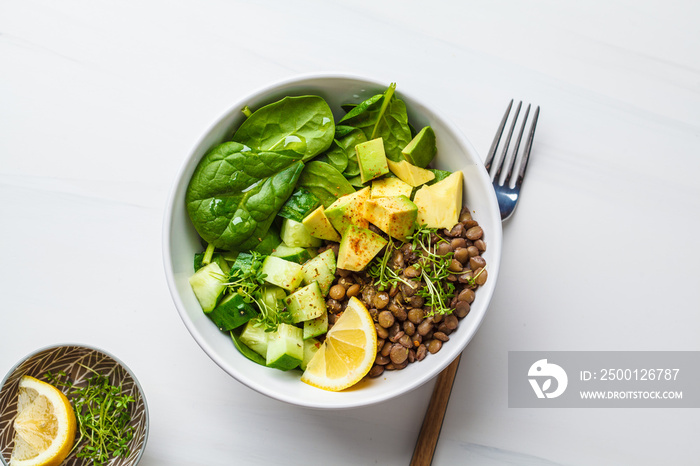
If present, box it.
[280,218,322,248]
[188,262,227,312]
[239,321,269,358]
[301,337,322,371]
[207,292,256,331]
[284,281,327,323]
[300,248,337,296]
[266,323,303,371]
[231,329,266,366]
[260,285,287,310]
[270,242,313,264]
[261,256,304,291]
[303,311,328,340]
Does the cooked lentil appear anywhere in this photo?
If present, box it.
[319,206,488,379]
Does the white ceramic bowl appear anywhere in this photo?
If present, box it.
[163,73,502,409]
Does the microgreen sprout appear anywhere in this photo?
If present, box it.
[45,365,136,466]
[461,265,487,288]
[367,224,458,316]
[366,239,412,292]
[406,224,457,316]
[220,251,291,332]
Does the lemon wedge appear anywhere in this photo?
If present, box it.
[11,375,76,466]
[301,296,377,391]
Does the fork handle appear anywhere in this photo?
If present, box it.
[410,354,462,466]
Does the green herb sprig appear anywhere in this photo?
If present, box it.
[366,238,412,292]
[251,289,293,332]
[221,251,292,332]
[45,365,135,466]
[367,224,458,316]
[223,251,267,297]
[406,225,456,316]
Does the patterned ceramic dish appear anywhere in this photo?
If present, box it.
[0,344,148,466]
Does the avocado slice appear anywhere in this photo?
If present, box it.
[387,159,435,187]
[370,177,413,199]
[337,225,388,272]
[402,126,437,168]
[413,171,464,229]
[302,206,341,242]
[324,187,370,235]
[356,137,390,183]
[364,195,418,241]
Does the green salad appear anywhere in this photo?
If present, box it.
[186,83,467,375]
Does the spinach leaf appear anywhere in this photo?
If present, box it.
[335,125,358,138]
[229,252,257,278]
[252,227,281,255]
[344,159,359,178]
[315,128,368,178]
[339,93,383,123]
[366,97,412,162]
[336,128,367,178]
[409,169,453,199]
[186,142,304,251]
[314,142,349,174]
[194,251,230,272]
[296,161,356,208]
[346,175,365,188]
[428,169,452,185]
[278,188,321,222]
[232,96,335,161]
[338,84,412,162]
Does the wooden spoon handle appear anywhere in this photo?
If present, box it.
[410,354,462,466]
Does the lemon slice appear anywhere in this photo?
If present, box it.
[301,297,377,391]
[11,375,76,466]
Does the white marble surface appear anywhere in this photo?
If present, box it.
[2,0,699,465]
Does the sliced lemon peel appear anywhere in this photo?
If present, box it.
[11,376,76,466]
[301,297,377,391]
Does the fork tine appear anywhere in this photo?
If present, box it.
[492,101,522,184]
[515,105,540,186]
[486,100,540,221]
[484,99,513,171]
[502,104,531,186]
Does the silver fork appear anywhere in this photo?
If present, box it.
[410,100,540,466]
[484,100,540,221]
